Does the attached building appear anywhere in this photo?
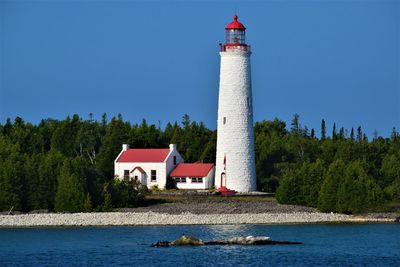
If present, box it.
[169,163,215,190]
[114,144,183,189]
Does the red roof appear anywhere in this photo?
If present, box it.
[117,149,170,163]
[130,166,146,174]
[170,163,214,177]
[225,15,246,30]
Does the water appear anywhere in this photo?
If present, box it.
[0,224,399,266]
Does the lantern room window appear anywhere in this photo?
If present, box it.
[226,29,245,45]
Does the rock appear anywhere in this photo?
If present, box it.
[170,234,204,246]
[151,235,302,247]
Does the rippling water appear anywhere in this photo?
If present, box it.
[0,224,399,266]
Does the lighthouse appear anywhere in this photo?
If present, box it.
[215,15,257,192]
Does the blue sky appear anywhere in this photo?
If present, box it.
[1,0,399,137]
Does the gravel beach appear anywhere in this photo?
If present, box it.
[1,195,397,227]
[0,211,395,227]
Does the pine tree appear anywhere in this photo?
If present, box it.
[339,127,344,140]
[321,119,326,140]
[356,126,362,142]
[310,128,315,139]
[83,193,93,212]
[318,160,346,212]
[336,161,382,214]
[350,127,355,141]
[55,158,87,212]
[291,114,300,134]
[332,123,337,140]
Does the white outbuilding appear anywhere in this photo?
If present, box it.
[114,144,183,189]
[169,163,215,190]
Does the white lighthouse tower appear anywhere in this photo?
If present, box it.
[215,15,257,192]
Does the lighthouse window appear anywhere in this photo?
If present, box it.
[223,117,226,125]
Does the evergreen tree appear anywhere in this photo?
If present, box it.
[350,127,355,141]
[0,158,23,211]
[357,126,363,142]
[339,127,345,140]
[337,161,382,214]
[332,123,337,140]
[83,193,93,212]
[321,119,326,140]
[291,114,300,134]
[0,136,23,211]
[318,160,346,212]
[310,128,315,139]
[55,157,88,212]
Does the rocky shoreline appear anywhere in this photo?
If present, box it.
[0,211,396,227]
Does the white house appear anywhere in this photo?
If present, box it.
[114,144,183,189]
[169,163,215,190]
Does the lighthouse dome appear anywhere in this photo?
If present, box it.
[225,15,246,30]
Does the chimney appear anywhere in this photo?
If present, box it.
[122,144,130,151]
[169,144,177,151]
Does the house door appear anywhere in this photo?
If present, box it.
[140,174,146,185]
[220,172,226,187]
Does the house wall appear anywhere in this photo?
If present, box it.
[131,169,146,184]
[115,162,166,189]
[165,147,184,176]
[173,167,215,190]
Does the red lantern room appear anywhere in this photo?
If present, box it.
[220,15,250,52]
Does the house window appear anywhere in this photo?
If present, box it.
[151,170,157,182]
[124,170,129,181]
[191,177,203,183]
[134,175,138,180]
[223,117,226,125]
[175,177,186,183]
[173,156,177,165]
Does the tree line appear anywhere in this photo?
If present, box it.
[0,113,399,214]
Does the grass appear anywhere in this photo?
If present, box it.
[364,200,400,214]
[146,194,276,203]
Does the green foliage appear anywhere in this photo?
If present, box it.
[83,193,93,212]
[108,179,149,208]
[336,161,383,214]
[0,114,398,214]
[318,160,346,212]
[55,157,88,212]
[165,177,177,190]
[276,160,325,207]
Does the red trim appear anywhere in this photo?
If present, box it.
[130,166,146,174]
[220,44,251,52]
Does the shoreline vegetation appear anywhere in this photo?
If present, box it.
[1,114,399,216]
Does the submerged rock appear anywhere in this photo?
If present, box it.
[170,234,204,246]
[151,235,302,247]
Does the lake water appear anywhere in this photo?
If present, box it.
[0,224,399,266]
